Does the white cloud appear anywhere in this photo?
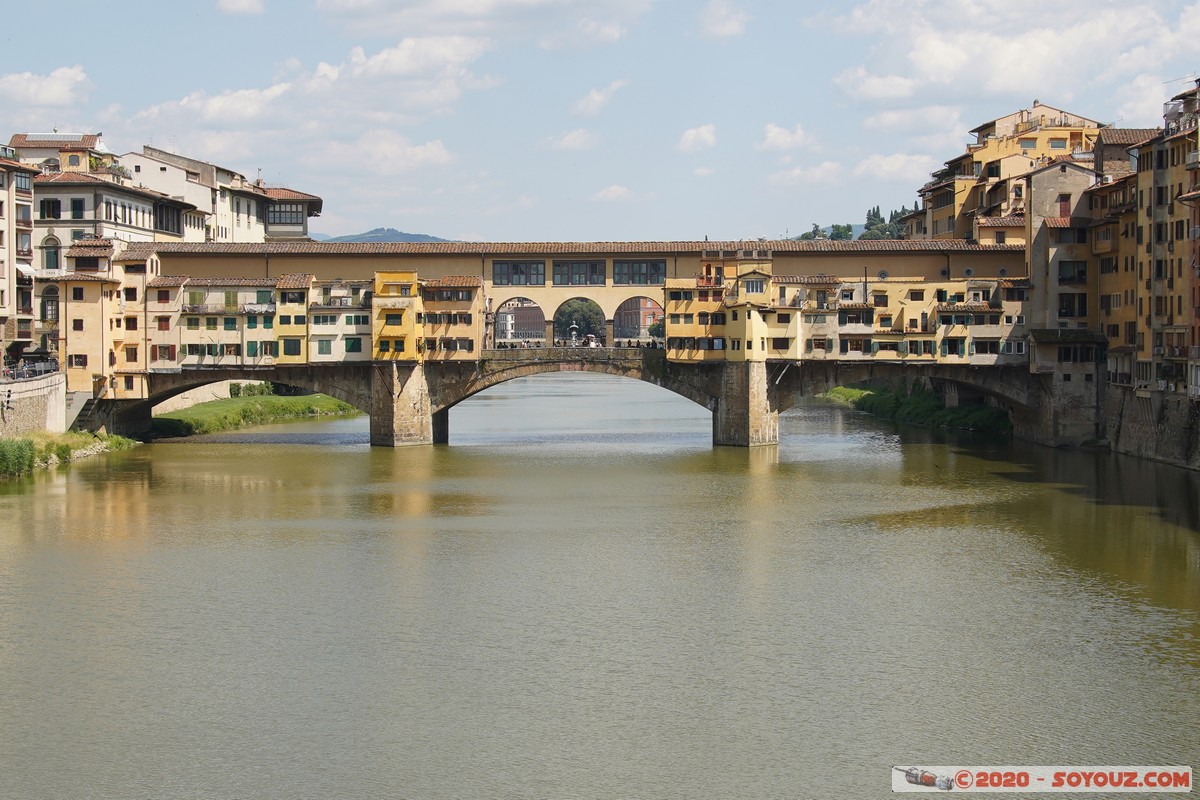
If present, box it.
[0,66,88,106]
[863,105,961,133]
[1113,73,1172,127]
[852,153,936,182]
[678,124,716,153]
[217,0,265,13]
[549,129,600,150]
[833,66,917,101]
[756,123,810,151]
[573,79,629,116]
[694,166,715,177]
[769,161,843,185]
[326,130,453,174]
[542,17,627,48]
[699,0,748,38]
[594,184,631,201]
[349,36,493,78]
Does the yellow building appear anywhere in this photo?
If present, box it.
[662,259,728,362]
[372,270,421,361]
[418,276,484,359]
[274,273,314,364]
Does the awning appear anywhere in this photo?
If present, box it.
[15,263,34,277]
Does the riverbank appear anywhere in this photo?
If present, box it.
[0,431,139,480]
[150,393,360,438]
[818,386,1013,435]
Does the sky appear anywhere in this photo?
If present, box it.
[1,0,1197,242]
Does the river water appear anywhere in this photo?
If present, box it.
[1,373,1198,799]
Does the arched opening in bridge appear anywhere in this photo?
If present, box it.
[552,298,605,345]
[447,372,710,446]
[494,297,546,346]
[613,296,664,344]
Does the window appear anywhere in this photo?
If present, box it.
[613,259,666,285]
[873,294,888,307]
[125,316,138,331]
[187,317,199,330]
[386,313,403,326]
[279,315,291,325]
[379,340,391,353]
[224,317,237,331]
[69,354,87,368]
[124,287,137,302]
[345,337,362,353]
[206,318,218,330]
[995,232,1006,244]
[70,198,85,219]
[777,313,790,324]
[743,279,765,294]
[283,338,302,356]
[317,339,332,355]
[126,346,138,363]
[553,260,606,285]
[267,203,305,225]
[72,319,83,331]
[346,314,369,326]
[263,315,274,329]
[492,260,546,286]
[40,199,61,219]
[262,341,277,357]
[71,286,85,301]
[246,341,258,358]
[256,290,273,304]
[43,238,61,270]
[157,316,170,331]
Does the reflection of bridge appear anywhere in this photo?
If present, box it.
[96,348,1089,447]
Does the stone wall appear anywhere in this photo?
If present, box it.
[1106,385,1200,470]
[0,373,66,437]
[152,380,241,414]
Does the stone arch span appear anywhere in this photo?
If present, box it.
[425,350,723,416]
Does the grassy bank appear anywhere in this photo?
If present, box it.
[0,431,139,480]
[819,386,1013,436]
[150,393,360,437]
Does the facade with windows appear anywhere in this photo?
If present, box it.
[1,147,38,364]
[310,279,373,363]
[372,271,421,362]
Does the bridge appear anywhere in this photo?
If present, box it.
[87,347,1096,448]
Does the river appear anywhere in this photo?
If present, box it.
[1,373,1198,799]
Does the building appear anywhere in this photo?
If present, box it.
[0,145,38,364]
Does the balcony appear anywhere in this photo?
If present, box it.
[1167,346,1188,359]
[15,215,33,230]
[16,248,32,258]
[1187,151,1199,170]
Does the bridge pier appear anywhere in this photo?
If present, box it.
[713,361,778,447]
[371,362,436,446]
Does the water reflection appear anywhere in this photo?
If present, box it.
[0,373,1197,799]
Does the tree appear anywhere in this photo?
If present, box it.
[647,319,665,339]
[553,298,605,339]
[797,223,825,241]
[829,223,854,240]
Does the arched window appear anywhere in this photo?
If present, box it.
[43,237,61,271]
[40,286,59,323]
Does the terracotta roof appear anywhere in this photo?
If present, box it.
[67,240,114,258]
[1178,189,1200,204]
[0,156,38,174]
[275,273,314,289]
[422,275,484,288]
[839,302,875,310]
[57,272,120,284]
[977,215,1025,227]
[117,239,1025,259]
[771,274,841,285]
[181,276,278,287]
[1044,217,1088,228]
[147,276,189,288]
[999,278,1032,288]
[265,187,321,201]
[9,133,102,150]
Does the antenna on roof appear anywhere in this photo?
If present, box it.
[1163,73,1198,84]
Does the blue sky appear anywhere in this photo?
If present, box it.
[2,0,1197,241]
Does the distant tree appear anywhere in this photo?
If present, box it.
[797,222,825,241]
[857,228,887,240]
[554,298,605,339]
[829,223,854,240]
[647,319,665,339]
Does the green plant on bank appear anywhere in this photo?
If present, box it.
[821,386,1013,436]
[150,393,359,437]
[228,381,275,398]
[0,432,138,480]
